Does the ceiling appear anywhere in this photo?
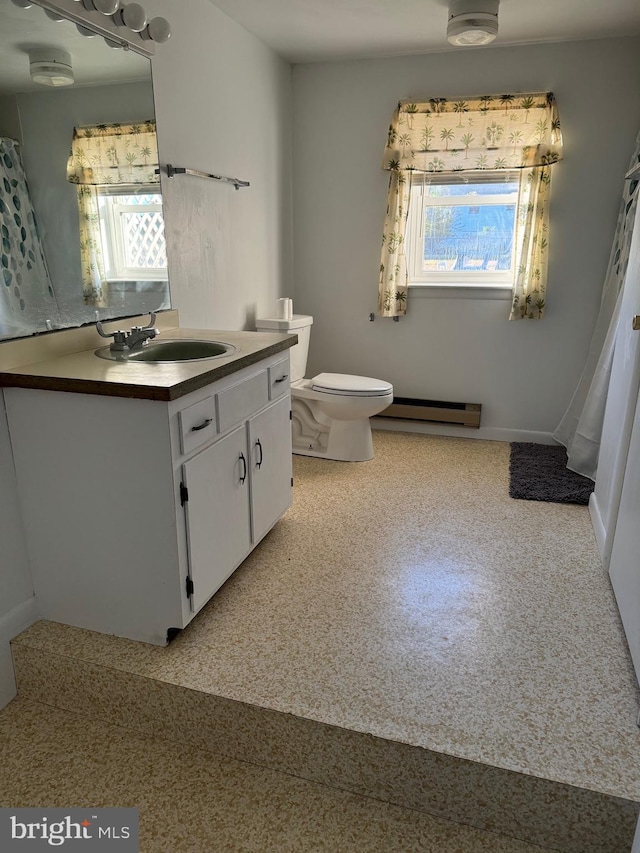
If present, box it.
[0,0,149,96]
[207,0,640,63]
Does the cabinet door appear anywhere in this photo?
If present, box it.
[182,423,252,613]
[248,395,293,544]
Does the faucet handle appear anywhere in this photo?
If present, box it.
[96,320,126,343]
[96,321,128,351]
[95,320,112,338]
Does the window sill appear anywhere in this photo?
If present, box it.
[408,284,512,300]
[106,279,169,292]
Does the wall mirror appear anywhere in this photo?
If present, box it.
[0,0,170,342]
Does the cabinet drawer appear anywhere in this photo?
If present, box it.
[179,395,218,455]
[268,357,290,400]
[217,370,269,434]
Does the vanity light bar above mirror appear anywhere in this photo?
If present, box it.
[12,0,171,54]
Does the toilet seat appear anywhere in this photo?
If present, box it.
[311,373,393,397]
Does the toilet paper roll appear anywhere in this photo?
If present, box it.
[277,298,293,320]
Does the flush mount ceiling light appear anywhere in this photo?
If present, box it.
[29,48,74,87]
[447,0,499,46]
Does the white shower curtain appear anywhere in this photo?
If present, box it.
[554,132,640,478]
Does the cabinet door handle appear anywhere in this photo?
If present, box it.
[239,452,247,484]
[274,374,288,383]
[191,417,213,432]
[255,438,263,469]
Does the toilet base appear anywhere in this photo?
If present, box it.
[291,398,375,462]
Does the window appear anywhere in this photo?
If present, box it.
[96,186,167,282]
[67,120,163,305]
[378,93,562,317]
[406,171,520,289]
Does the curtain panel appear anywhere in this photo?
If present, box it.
[554,132,640,478]
[66,120,159,306]
[378,93,563,318]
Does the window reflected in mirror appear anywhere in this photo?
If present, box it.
[0,0,170,342]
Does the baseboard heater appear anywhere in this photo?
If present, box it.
[377,397,482,428]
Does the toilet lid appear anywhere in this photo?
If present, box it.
[311,373,393,397]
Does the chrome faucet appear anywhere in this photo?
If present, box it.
[126,319,160,351]
[96,312,159,353]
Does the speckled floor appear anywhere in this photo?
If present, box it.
[10,431,640,850]
[0,697,555,852]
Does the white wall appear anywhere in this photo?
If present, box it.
[0,95,22,142]
[0,395,38,709]
[146,0,293,332]
[0,0,293,708]
[292,38,640,436]
[0,100,39,710]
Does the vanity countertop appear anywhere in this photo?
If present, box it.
[0,327,296,401]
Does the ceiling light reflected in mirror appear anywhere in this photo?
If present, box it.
[29,47,74,85]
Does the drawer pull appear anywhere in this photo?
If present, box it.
[191,418,213,432]
[274,375,289,383]
[239,452,247,484]
[255,438,263,469]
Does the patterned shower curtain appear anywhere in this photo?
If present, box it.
[0,138,60,337]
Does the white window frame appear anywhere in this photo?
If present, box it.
[406,170,521,292]
[97,185,168,282]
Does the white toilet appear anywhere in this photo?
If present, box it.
[255,314,393,462]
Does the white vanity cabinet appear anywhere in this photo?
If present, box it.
[4,351,292,645]
[182,392,292,615]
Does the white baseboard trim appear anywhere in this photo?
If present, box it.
[372,418,556,445]
[589,492,607,565]
[0,596,40,710]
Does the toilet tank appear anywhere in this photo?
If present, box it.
[255,314,313,383]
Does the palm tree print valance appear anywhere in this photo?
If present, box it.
[66,120,159,186]
[378,92,563,320]
[382,92,562,174]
